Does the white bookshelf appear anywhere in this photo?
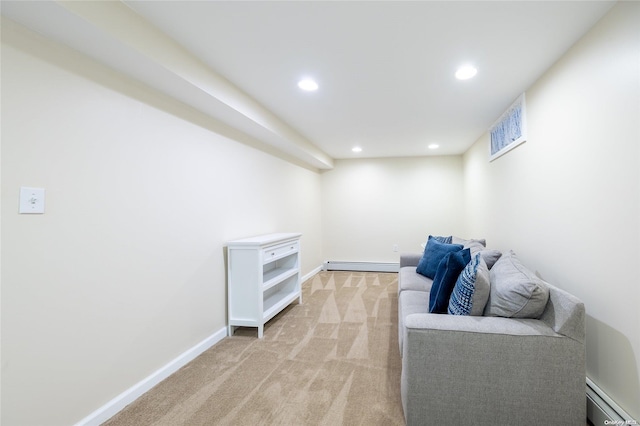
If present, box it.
[227,233,302,338]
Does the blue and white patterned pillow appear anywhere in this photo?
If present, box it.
[448,253,481,315]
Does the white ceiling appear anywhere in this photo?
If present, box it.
[2,1,615,167]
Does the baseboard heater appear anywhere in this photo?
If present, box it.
[324,261,399,273]
[587,377,637,425]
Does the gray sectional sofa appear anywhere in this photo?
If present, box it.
[398,237,586,425]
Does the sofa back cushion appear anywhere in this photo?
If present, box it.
[484,251,550,318]
[416,236,464,279]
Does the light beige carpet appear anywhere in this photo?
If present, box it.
[104,271,404,426]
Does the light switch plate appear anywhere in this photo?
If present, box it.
[19,187,45,214]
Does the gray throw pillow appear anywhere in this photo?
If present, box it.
[479,249,502,269]
[452,237,488,258]
[484,251,549,318]
[471,257,491,315]
[452,236,487,247]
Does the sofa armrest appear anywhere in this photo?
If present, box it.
[402,313,585,425]
[400,253,422,268]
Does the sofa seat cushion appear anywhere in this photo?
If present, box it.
[398,290,430,354]
[399,266,433,294]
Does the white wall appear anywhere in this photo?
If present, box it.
[321,156,464,263]
[0,20,323,426]
[463,2,640,419]
[3,1,639,424]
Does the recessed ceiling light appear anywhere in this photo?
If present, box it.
[455,65,477,80]
[298,78,318,91]
[428,144,440,150]
[352,146,362,153]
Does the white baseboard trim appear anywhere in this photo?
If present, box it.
[586,377,637,425]
[74,327,227,426]
[324,261,399,273]
[302,265,323,283]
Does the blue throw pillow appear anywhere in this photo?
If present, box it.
[431,235,452,244]
[416,236,463,279]
[428,248,472,314]
[448,253,481,315]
